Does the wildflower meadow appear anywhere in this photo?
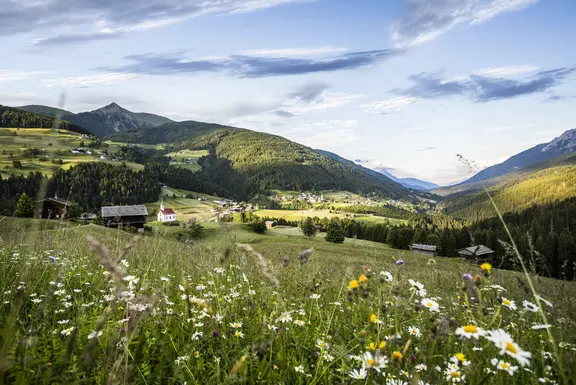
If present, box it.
[0,222,575,384]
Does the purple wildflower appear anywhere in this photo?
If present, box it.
[49,256,58,264]
[395,259,405,265]
[462,273,473,282]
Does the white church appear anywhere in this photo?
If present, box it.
[157,200,176,223]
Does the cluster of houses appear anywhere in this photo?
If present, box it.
[275,193,326,203]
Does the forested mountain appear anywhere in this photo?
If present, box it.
[183,128,408,198]
[0,105,89,134]
[434,128,576,196]
[109,122,409,198]
[439,161,576,221]
[108,120,234,144]
[16,103,173,137]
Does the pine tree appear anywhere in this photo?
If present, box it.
[14,192,35,218]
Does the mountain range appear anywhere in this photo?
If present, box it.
[16,103,173,137]
[373,168,440,191]
[433,128,576,196]
[8,103,410,199]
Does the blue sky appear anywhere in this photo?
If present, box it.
[1,0,575,184]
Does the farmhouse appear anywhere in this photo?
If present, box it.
[458,245,494,262]
[37,196,72,219]
[410,244,437,257]
[101,204,148,229]
[157,200,176,223]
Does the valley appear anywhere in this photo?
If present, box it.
[1,102,576,385]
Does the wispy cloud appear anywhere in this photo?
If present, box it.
[241,47,347,57]
[44,73,140,88]
[101,49,400,77]
[472,65,539,77]
[1,0,310,44]
[399,65,575,101]
[363,96,422,114]
[0,70,47,82]
[33,30,123,47]
[0,92,39,106]
[392,0,539,47]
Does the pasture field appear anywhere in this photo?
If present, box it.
[0,218,574,384]
[165,149,209,172]
[254,208,407,225]
[0,128,143,177]
[146,187,223,222]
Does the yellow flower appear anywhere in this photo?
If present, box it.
[273,364,279,370]
[392,351,403,361]
[369,313,378,323]
[455,353,466,362]
[480,263,492,273]
[348,279,359,290]
[379,340,386,349]
[194,351,200,358]
[359,274,368,284]
[368,342,376,351]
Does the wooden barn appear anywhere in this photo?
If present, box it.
[458,245,494,262]
[37,196,72,219]
[101,205,148,229]
[410,244,437,257]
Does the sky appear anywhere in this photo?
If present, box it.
[1,0,575,185]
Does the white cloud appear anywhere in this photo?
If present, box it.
[44,73,140,88]
[392,0,539,47]
[0,92,39,105]
[473,65,539,77]
[241,47,347,57]
[286,92,363,114]
[0,70,46,81]
[363,96,422,114]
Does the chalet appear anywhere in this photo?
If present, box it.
[37,196,72,219]
[101,205,148,229]
[157,200,176,223]
[410,244,437,257]
[265,221,275,230]
[458,245,494,262]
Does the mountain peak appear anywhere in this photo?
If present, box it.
[542,128,576,152]
[93,102,127,113]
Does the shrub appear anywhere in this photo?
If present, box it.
[251,221,267,234]
[325,219,345,244]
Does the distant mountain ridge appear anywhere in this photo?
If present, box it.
[0,104,90,134]
[16,103,173,137]
[434,128,576,196]
[373,168,439,190]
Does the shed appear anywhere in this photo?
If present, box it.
[101,205,148,228]
[265,221,275,230]
[37,196,72,219]
[410,243,437,257]
[458,245,494,261]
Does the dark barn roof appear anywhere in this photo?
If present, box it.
[38,197,72,206]
[458,245,494,257]
[411,244,437,252]
[101,205,148,218]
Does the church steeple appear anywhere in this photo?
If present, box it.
[160,198,164,211]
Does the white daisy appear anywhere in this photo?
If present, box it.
[349,367,368,379]
[531,324,552,330]
[501,298,517,310]
[486,329,532,366]
[416,363,428,372]
[491,358,518,375]
[408,326,422,338]
[380,271,393,282]
[421,298,440,312]
[522,300,538,313]
[87,330,103,340]
[445,364,465,383]
[360,351,387,372]
[455,325,486,339]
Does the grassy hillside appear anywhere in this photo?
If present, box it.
[108,121,408,198]
[0,128,142,177]
[184,128,407,198]
[1,105,89,134]
[440,164,576,220]
[1,219,575,383]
